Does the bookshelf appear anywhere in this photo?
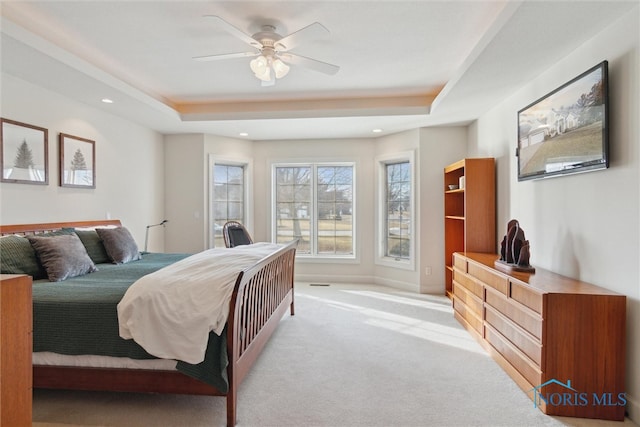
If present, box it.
[444,158,496,296]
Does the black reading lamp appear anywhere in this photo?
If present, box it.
[144,219,168,253]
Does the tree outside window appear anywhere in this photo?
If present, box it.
[275,164,354,257]
[385,161,411,259]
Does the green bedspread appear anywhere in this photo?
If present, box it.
[32,252,230,392]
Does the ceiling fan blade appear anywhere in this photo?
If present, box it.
[203,15,261,48]
[193,51,258,61]
[279,53,340,75]
[275,22,329,51]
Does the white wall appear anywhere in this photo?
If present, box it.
[0,73,165,250]
[470,7,640,421]
[164,133,206,253]
[163,133,254,253]
[418,127,467,293]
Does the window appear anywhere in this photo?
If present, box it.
[274,163,354,257]
[384,161,411,259]
[317,166,354,255]
[212,163,245,247]
[376,151,414,268]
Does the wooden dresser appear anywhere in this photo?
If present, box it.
[452,252,626,421]
[0,274,33,426]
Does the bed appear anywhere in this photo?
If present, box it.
[0,219,297,427]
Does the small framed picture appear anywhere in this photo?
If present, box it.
[59,133,95,188]
[0,118,49,185]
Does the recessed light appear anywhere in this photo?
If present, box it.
[101,98,114,104]
[372,128,383,133]
[239,132,249,137]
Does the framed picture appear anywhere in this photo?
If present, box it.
[59,133,95,188]
[0,118,49,184]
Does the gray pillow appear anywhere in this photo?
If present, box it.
[73,229,111,264]
[27,234,97,282]
[95,227,141,264]
[0,235,47,279]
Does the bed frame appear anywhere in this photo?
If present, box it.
[0,219,297,427]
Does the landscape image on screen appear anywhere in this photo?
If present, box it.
[518,64,606,179]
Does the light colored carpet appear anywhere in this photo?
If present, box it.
[33,283,636,427]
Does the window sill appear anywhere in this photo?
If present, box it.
[296,255,359,264]
[375,256,414,271]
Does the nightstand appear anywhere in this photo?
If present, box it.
[1,274,33,426]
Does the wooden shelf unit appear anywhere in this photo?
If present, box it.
[444,158,495,296]
[0,274,33,426]
[452,252,626,421]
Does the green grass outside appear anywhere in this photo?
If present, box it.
[521,122,603,175]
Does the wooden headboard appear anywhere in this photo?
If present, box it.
[0,219,122,236]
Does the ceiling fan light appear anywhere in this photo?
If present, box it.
[255,66,271,82]
[250,55,268,74]
[272,59,290,79]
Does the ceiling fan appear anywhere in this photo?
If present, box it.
[193,15,340,86]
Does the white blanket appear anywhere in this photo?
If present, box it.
[117,243,283,364]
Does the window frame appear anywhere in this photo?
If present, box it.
[375,151,416,270]
[208,155,252,248]
[271,161,356,260]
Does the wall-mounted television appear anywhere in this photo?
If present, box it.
[517,60,609,181]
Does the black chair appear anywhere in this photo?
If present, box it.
[222,221,253,248]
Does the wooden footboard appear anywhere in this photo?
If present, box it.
[226,239,297,425]
[1,220,297,427]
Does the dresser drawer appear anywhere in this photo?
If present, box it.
[452,296,483,335]
[510,280,543,315]
[485,325,542,387]
[453,253,467,271]
[453,268,483,299]
[485,305,542,366]
[468,261,508,295]
[453,280,482,317]
[485,287,542,340]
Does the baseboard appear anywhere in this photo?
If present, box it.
[626,392,638,423]
[373,276,419,292]
[295,274,418,292]
[419,283,447,295]
[295,274,375,285]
